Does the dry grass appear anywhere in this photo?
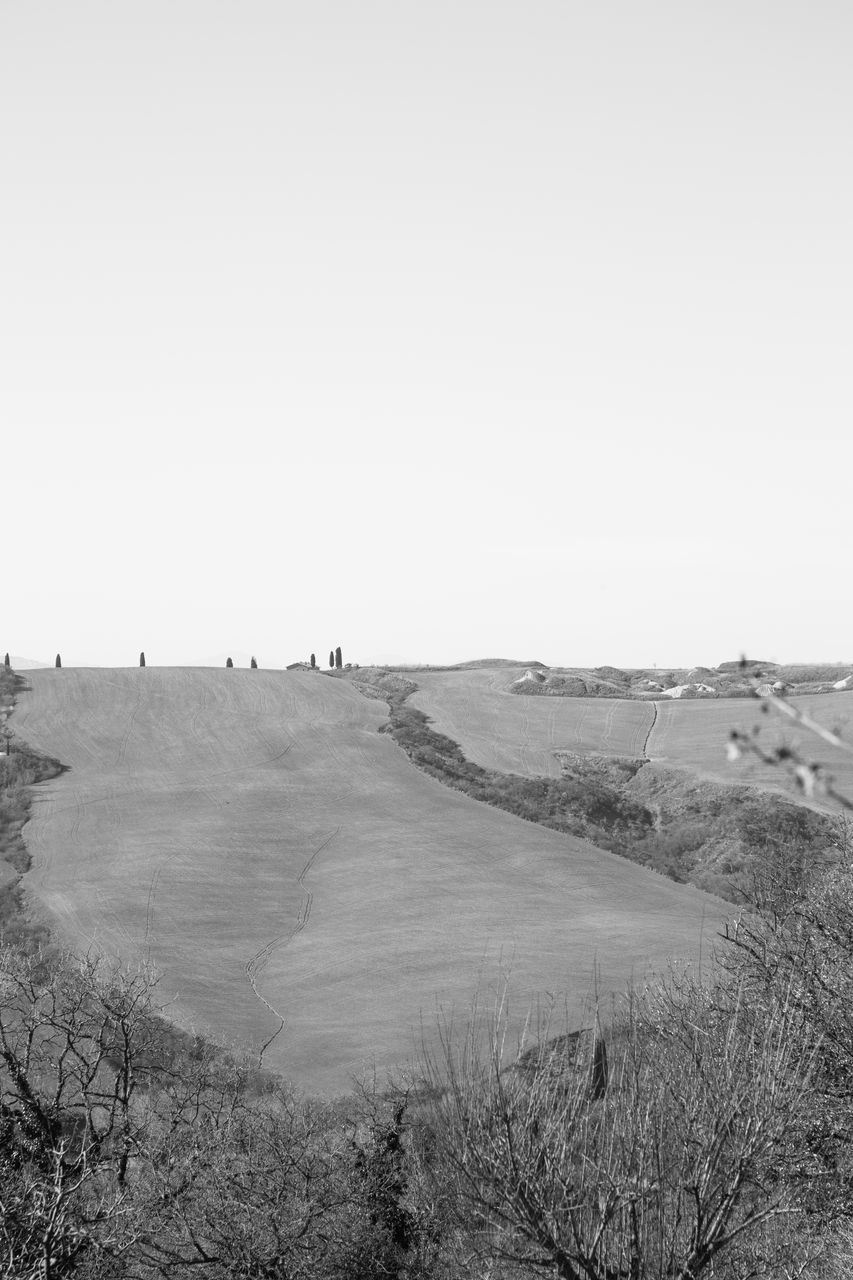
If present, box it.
[12,668,722,1094]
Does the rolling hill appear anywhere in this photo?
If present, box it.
[407,665,853,808]
[13,667,722,1095]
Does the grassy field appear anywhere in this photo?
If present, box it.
[407,666,853,809]
[649,691,853,805]
[12,667,722,1094]
[409,667,654,777]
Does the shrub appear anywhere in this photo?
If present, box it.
[426,976,816,1279]
[0,943,449,1279]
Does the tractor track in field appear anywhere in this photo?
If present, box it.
[244,825,342,1066]
[144,866,161,959]
[640,701,659,761]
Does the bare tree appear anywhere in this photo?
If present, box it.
[424,978,817,1280]
[0,943,445,1279]
[0,949,161,1276]
[138,1075,347,1279]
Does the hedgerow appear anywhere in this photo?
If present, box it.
[0,668,65,949]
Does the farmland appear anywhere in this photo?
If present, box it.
[407,665,853,809]
[409,666,654,777]
[12,667,721,1095]
[650,692,853,804]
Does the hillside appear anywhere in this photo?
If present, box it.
[12,668,722,1094]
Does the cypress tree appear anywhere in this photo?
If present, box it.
[3,653,9,670]
[250,657,258,669]
[226,657,234,668]
[139,652,146,668]
[55,654,62,669]
[310,653,316,669]
[335,646,342,669]
[329,651,334,669]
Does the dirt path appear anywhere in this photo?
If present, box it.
[244,826,341,1065]
[641,701,659,760]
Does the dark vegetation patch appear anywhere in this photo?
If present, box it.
[620,763,841,901]
[351,671,419,702]
[0,668,66,950]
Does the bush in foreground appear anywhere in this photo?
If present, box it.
[0,944,448,1279]
[422,974,821,1279]
[1,935,847,1279]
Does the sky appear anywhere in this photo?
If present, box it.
[3,1,852,670]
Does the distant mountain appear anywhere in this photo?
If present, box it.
[8,656,51,670]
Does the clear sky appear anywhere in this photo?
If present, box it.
[3,2,851,669]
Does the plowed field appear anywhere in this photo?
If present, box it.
[14,668,721,1094]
